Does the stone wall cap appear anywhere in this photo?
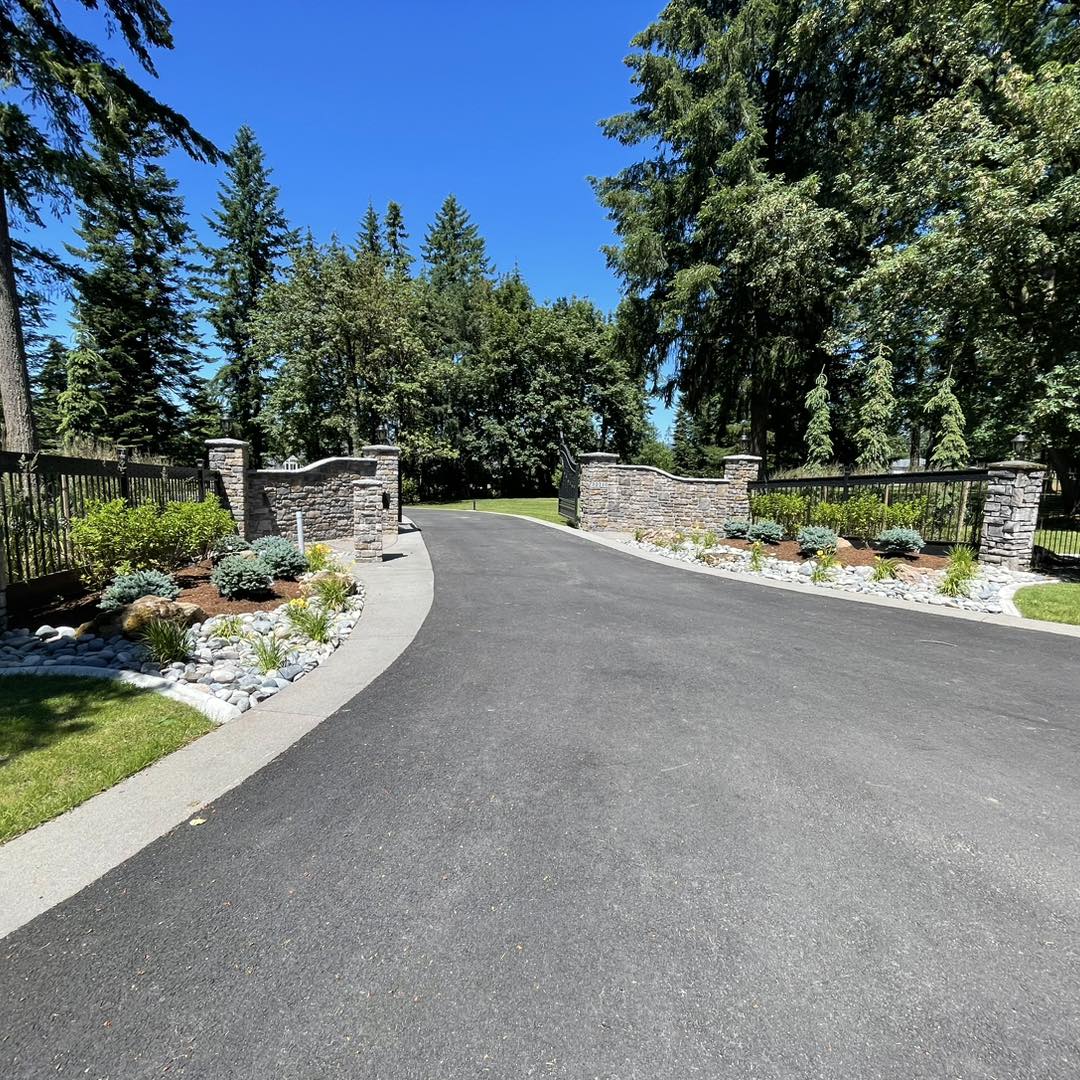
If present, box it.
[580,452,620,461]
[723,454,764,462]
[205,438,250,447]
[361,444,400,453]
[612,463,730,484]
[254,456,376,475]
[988,460,1045,470]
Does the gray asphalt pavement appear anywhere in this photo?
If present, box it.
[3,510,1080,1079]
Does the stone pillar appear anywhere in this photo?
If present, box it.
[722,454,763,519]
[978,461,1046,570]
[361,445,400,526]
[206,438,251,539]
[578,453,621,532]
[353,479,384,563]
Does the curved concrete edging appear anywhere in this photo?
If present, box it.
[0,521,434,940]
[437,509,1080,640]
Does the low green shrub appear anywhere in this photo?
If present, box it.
[749,493,808,537]
[159,497,235,564]
[844,493,885,538]
[723,519,750,538]
[810,501,847,533]
[138,618,192,664]
[875,527,925,554]
[884,497,929,530]
[796,526,838,555]
[747,520,784,544]
[870,556,900,581]
[211,554,274,599]
[692,529,719,548]
[251,536,309,579]
[99,569,179,611]
[211,534,252,563]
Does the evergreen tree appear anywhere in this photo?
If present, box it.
[855,347,897,470]
[384,201,412,279]
[357,203,382,258]
[67,126,201,455]
[199,125,292,461]
[924,372,969,469]
[30,338,68,447]
[672,404,704,475]
[0,0,218,452]
[804,370,834,468]
[57,334,107,443]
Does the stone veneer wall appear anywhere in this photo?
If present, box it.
[248,457,378,542]
[578,453,762,533]
[353,479,384,562]
[362,445,400,524]
[978,461,1046,569]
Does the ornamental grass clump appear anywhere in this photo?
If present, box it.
[748,540,766,571]
[304,543,338,573]
[870,556,900,581]
[209,614,244,639]
[796,526,838,555]
[311,574,352,612]
[874,527,925,554]
[286,601,333,644]
[211,554,274,599]
[99,569,179,611]
[251,536,309,579]
[248,635,289,674]
[938,544,979,598]
[810,548,840,583]
[138,618,192,664]
[723,519,750,538]
[747,520,784,545]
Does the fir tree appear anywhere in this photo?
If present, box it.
[672,404,704,475]
[804,369,834,467]
[67,126,201,455]
[30,338,68,447]
[924,371,969,469]
[57,334,107,443]
[384,201,412,279]
[199,125,292,461]
[357,203,382,258]
[421,195,490,290]
[855,347,896,470]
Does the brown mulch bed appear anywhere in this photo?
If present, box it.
[9,558,300,630]
[715,537,949,570]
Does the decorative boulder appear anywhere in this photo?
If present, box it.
[299,570,357,598]
[79,595,207,639]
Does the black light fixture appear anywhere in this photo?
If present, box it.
[739,428,750,453]
[1011,432,1029,458]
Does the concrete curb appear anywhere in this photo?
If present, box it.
[0,666,242,724]
[0,522,434,940]
[426,509,1080,640]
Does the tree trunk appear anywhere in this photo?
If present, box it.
[0,185,37,452]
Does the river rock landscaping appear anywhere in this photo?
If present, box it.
[0,585,366,722]
[627,530,1048,614]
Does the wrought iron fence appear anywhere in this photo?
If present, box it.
[1034,468,1080,568]
[557,435,580,525]
[0,449,215,583]
[748,468,990,545]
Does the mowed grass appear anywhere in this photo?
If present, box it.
[410,497,566,526]
[1013,583,1080,627]
[1035,527,1080,555]
[0,676,212,843]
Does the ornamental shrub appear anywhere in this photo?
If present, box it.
[874,526,925,554]
[251,536,309,579]
[72,498,167,586]
[747,520,784,544]
[796,526,839,555]
[212,534,252,563]
[211,554,274,598]
[723,518,750,538]
[843,493,885,538]
[99,569,180,611]
[884,497,929,530]
[749,493,808,537]
[810,501,847,533]
[159,496,235,564]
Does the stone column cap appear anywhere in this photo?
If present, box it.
[361,444,400,454]
[352,477,383,487]
[988,460,1045,470]
[580,452,620,462]
[723,454,763,463]
[205,438,250,447]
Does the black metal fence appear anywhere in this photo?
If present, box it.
[748,468,990,545]
[557,436,580,525]
[1034,468,1080,568]
[0,449,216,583]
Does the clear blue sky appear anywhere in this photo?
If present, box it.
[31,0,676,438]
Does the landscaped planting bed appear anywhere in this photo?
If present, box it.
[628,529,1048,614]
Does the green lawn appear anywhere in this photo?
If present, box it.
[410,497,566,526]
[1013,583,1080,627]
[0,676,212,843]
[1035,527,1080,555]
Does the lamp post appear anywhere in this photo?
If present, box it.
[1011,432,1029,459]
[739,429,750,454]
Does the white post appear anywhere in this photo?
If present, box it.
[295,510,305,553]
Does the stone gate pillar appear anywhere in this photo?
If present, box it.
[578,453,621,532]
[361,445,400,526]
[353,479,384,563]
[978,460,1046,570]
[722,454,763,519]
[206,438,251,539]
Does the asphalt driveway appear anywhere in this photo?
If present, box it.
[3,511,1079,1078]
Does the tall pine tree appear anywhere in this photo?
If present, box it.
[357,203,382,258]
[804,370,834,468]
[384,201,412,279]
[199,125,292,460]
[854,347,897,470]
[924,372,969,469]
[66,126,201,455]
